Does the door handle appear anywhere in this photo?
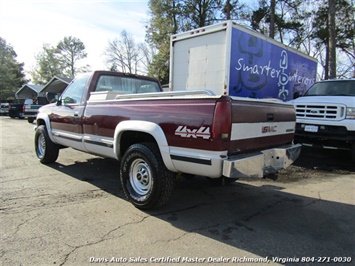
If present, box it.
[74,112,79,117]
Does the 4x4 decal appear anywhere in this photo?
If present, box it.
[175,126,211,139]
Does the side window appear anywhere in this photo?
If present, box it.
[61,75,89,105]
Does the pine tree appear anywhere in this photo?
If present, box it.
[0,37,28,100]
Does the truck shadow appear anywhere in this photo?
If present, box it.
[294,146,355,172]
[48,156,354,260]
[155,176,355,259]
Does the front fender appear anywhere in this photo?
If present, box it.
[114,120,176,172]
[35,112,56,143]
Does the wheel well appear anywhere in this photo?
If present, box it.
[37,119,46,127]
[119,131,157,158]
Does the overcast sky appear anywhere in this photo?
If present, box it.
[0,0,150,79]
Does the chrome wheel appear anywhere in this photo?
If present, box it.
[37,133,46,159]
[34,125,59,164]
[120,143,176,209]
[129,159,153,196]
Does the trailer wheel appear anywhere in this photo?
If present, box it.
[35,125,59,164]
[351,142,355,162]
[120,143,176,209]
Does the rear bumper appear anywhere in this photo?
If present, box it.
[223,143,302,178]
[23,111,38,118]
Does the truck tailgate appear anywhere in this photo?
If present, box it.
[228,98,296,155]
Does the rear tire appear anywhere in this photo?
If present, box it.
[120,143,176,210]
[35,125,59,164]
[18,112,24,119]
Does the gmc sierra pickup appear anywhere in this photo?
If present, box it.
[34,71,301,209]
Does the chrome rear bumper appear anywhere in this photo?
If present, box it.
[223,143,302,178]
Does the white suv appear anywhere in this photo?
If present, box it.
[292,79,355,160]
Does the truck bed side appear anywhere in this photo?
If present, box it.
[82,94,297,177]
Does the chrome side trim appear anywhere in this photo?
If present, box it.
[170,155,211,165]
[52,131,82,142]
[169,147,227,177]
[83,135,114,148]
[83,135,116,159]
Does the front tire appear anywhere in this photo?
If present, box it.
[35,125,59,164]
[120,143,176,210]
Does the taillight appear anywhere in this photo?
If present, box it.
[212,99,231,139]
[22,105,26,112]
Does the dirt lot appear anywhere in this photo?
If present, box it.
[1,117,354,266]
[277,146,355,182]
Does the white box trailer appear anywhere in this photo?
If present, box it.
[169,21,317,101]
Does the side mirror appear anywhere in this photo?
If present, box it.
[56,99,62,106]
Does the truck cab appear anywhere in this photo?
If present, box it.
[292,79,355,160]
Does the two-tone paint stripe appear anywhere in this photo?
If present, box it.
[230,121,295,141]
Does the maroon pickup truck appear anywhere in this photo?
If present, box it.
[35,71,301,209]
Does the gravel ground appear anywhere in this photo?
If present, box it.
[277,146,355,182]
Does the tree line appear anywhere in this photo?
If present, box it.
[1,0,354,100]
[146,0,354,83]
[0,37,28,100]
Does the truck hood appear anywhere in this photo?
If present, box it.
[38,103,56,113]
[291,96,355,107]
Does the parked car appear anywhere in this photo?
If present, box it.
[0,103,9,116]
[8,99,42,121]
[8,103,24,119]
[23,99,43,123]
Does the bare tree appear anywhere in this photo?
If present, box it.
[105,30,141,74]
[105,30,156,75]
[138,43,156,75]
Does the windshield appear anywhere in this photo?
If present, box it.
[304,80,355,96]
